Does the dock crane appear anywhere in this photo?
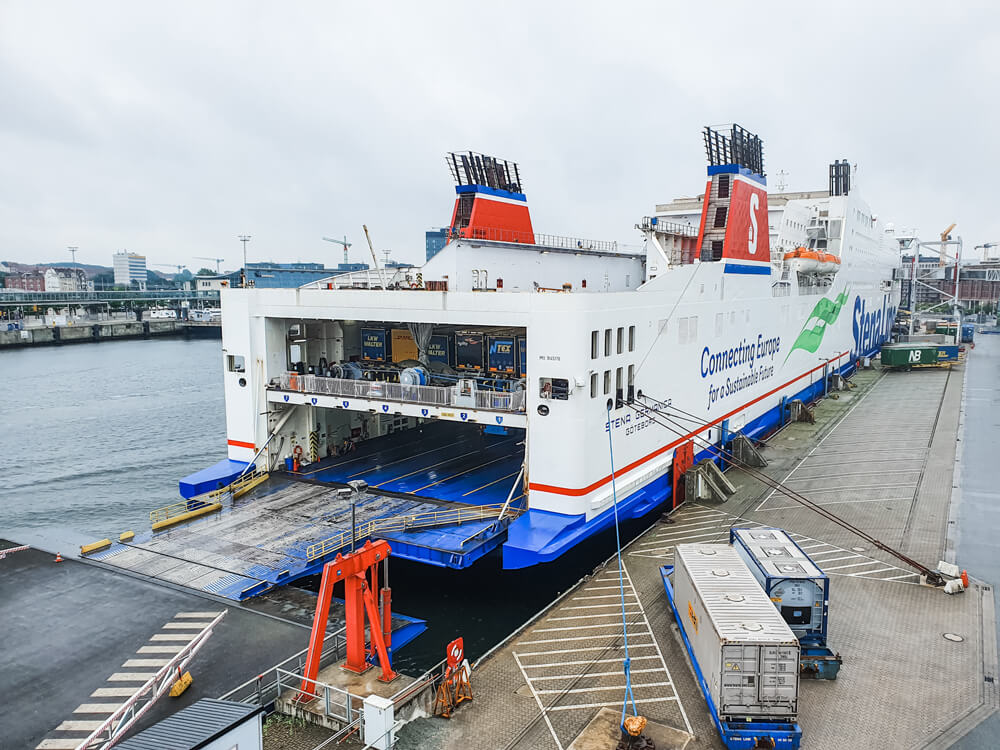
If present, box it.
[322,235,352,265]
[194,256,226,273]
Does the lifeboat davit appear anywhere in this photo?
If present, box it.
[783,247,841,275]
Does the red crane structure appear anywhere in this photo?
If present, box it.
[299,540,397,699]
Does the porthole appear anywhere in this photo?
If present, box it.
[238,377,247,387]
[537,404,550,416]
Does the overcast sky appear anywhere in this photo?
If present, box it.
[2,1,998,270]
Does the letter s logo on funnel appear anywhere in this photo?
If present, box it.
[748,193,759,255]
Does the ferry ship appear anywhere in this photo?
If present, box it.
[203,125,901,572]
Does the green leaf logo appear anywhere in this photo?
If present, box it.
[785,289,851,361]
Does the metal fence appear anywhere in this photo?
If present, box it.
[276,373,526,413]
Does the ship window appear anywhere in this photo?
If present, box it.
[617,327,624,354]
[628,326,635,352]
[616,367,623,395]
[591,372,598,398]
[604,329,612,356]
[715,312,724,336]
[604,370,611,395]
[717,174,730,198]
[711,240,723,261]
[713,206,728,229]
[227,355,245,373]
[591,330,599,359]
[551,378,569,400]
[627,364,634,388]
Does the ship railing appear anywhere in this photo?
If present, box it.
[637,216,700,236]
[304,502,519,561]
[275,373,526,413]
[149,468,270,525]
[451,225,623,254]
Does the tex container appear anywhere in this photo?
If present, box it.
[672,543,800,723]
[729,528,829,644]
[487,335,516,374]
[516,335,527,378]
[879,343,939,367]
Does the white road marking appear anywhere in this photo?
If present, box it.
[515,644,659,657]
[548,696,678,711]
[55,720,104,731]
[823,561,882,571]
[108,672,157,681]
[73,703,121,713]
[547,612,641,622]
[849,567,897,576]
[519,656,659,669]
[519,634,656,645]
[36,740,81,749]
[122,658,171,667]
[760,496,914,511]
[513,652,564,750]
[162,621,213,629]
[527,668,662,681]
[536,681,673,695]
[175,611,224,617]
[150,633,196,641]
[137,645,185,654]
[91,687,140,697]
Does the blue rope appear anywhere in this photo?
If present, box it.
[606,403,637,728]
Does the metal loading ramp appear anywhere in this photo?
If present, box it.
[88,476,520,601]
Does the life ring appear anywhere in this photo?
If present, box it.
[410,282,419,289]
[293,445,303,458]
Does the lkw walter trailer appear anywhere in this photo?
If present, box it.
[662,544,802,749]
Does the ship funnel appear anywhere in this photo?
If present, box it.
[695,125,770,273]
[446,151,534,245]
[829,159,851,196]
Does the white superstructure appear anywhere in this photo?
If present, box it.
[218,130,902,569]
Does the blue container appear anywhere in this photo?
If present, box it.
[285,457,294,471]
[487,336,516,374]
[362,328,389,362]
[516,335,527,378]
[427,334,453,365]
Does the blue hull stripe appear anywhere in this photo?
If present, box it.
[723,263,771,275]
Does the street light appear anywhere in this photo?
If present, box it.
[238,234,251,287]
[67,246,78,265]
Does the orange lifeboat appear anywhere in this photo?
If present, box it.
[783,247,841,275]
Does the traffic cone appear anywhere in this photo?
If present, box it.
[54,553,63,563]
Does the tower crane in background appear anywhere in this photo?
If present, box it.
[151,263,187,275]
[322,235,352,265]
[939,223,956,266]
[194,257,226,273]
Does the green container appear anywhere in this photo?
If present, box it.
[880,343,940,367]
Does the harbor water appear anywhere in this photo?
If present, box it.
[0,338,653,672]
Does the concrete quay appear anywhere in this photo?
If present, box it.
[0,318,220,348]
[394,360,997,750]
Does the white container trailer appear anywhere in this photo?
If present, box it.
[663,543,801,749]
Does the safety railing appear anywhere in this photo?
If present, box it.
[274,373,526,413]
[638,216,700,236]
[149,469,269,525]
[305,502,517,561]
[76,612,226,749]
[218,629,347,706]
[275,668,359,725]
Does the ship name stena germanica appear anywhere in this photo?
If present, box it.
[213,124,902,571]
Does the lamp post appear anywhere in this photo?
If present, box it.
[238,235,251,287]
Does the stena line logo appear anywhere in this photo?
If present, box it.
[748,193,759,254]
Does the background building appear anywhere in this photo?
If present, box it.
[4,272,45,291]
[426,227,449,261]
[43,267,89,292]
[113,251,147,288]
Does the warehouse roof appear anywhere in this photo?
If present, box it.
[115,698,261,750]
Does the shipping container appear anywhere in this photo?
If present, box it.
[487,335,516,374]
[662,544,802,749]
[880,343,939,368]
[361,328,390,362]
[516,335,527,378]
[427,334,454,366]
[730,527,841,680]
[455,333,484,371]
[390,328,419,363]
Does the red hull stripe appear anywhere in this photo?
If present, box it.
[228,439,256,450]
[528,352,849,497]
